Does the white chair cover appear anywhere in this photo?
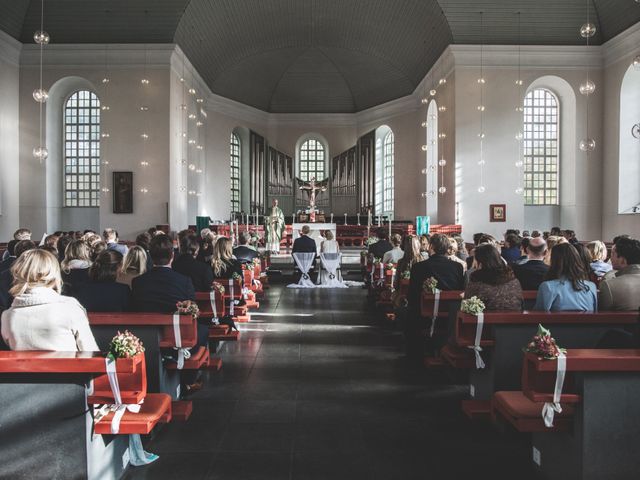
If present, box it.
[288,252,316,288]
[318,253,347,288]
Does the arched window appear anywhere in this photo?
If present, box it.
[299,138,325,181]
[618,64,640,213]
[383,131,395,213]
[523,88,559,205]
[64,90,100,207]
[230,132,241,213]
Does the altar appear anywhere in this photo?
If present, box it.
[292,223,336,254]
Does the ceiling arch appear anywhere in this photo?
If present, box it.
[0,0,638,113]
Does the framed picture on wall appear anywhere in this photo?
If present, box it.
[490,204,506,222]
[113,171,133,214]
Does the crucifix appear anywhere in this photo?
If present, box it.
[297,176,329,222]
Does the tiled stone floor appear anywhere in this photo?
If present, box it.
[125,282,535,480]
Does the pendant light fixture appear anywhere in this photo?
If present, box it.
[33,0,49,162]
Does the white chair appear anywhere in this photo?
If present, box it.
[289,252,316,288]
[318,253,347,288]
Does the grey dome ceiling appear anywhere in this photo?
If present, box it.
[1,0,639,113]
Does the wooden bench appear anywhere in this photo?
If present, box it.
[213,277,251,322]
[195,291,240,343]
[451,310,639,418]
[88,312,213,419]
[0,351,170,479]
[420,291,463,367]
[493,349,640,479]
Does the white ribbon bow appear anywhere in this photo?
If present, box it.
[466,312,485,369]
[228,279,235,316]
[172,313,191,370]
[542,351,566,428]
[104,357,142,434]
[209,290,219,324]
[429,289,441,337]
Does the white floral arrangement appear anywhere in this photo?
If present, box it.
[108,330,145,360]
[460,296,486,315]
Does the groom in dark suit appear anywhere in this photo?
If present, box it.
[292,225,317,280]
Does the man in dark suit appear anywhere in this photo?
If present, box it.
[131,234,195,312]
[292,225,317,254]
[0,240,36,311]
[368,228,393,260]
[513,237,549,291]
[172,233,214,292]
[104,228,129,256]
[406,233,465,362]
[233,232,259,264]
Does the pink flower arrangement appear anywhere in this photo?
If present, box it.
[211,282,225,295]
[108,330,144,359]
[176,300,200,320]
[524,324,566,360]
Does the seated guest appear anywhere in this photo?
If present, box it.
[406,233,464,361]
[544,235,567,265]
[56,234,73,262]
[501,233,522,264]
[0,240,37,311]
[103,228,128,256]
[131,235,195,312]
[564,229,579,246]
[136,232,154,272]
[320,230,339,254]
[292,225,317,255]
[60,240,92,296]
[197,229,216,263]
[382,234,403,264]
[534,243,597,312]
[598,237,640,311]
[395,235,422,285]
[586,240,613,279]
[452,235,468,262]
[513,237,549,291]
[369,228,393,260]
[464,244,523,311]
[1,249,99,351]
[573,243,596,282]
[211,237,243,279]
[513,237,530,265]
[233,231,259,264]
[2,228,31,261]
[43,234,60,256]
[0,240,18,273]
[531,230,542,238]
[74,250,131,312]
[419,234,430,260]
[117,246,148,288]
[447,236,467,272]
[173,233,214,291]
[91,241,107,262]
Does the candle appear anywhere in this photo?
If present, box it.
[330,213,334,224]
[344,213,348,225]
[357,213,360,226]
[388,215,392,238]
[368,209,372,227]
[378,215,381,227]
[255,208,258,225]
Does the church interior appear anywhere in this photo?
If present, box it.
[0,1,640,479]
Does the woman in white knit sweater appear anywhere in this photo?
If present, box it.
[1,249,99,351]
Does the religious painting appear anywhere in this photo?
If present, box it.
[113,171,133,214]
[490,204,506,222]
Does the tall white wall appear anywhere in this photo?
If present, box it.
[0,31,21,240]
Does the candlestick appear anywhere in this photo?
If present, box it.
[344,213,348,225]
[330,213,334,224]
[357,213,360,226]
[388,215,392,238]
[377,215,381,227]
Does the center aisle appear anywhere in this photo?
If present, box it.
[125,284,535,480]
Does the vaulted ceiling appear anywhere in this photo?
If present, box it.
[1,0,639,113]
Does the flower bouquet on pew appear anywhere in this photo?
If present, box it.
[401,270,411,280]
[422,276,439,294]
[107,330,145,360]
[175,300,200,320]
[211,281,226,296]
[460,296,486,315]
[523,324,566,360]
[384,262,396,271]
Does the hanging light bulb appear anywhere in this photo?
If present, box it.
[438,186,447,194]
[421,121,428,128]
[515,187,524,195]
[188,139,196,145]
[179,77,185,83]
[431,139,437,145]
[478,159,486,166]
[101,187,110,193]
[196,98,204,104]
[196,145,204,150]
[438,133,447,139]
[196,121,204,127]
[515,79,523,86]
[102,77,110,84]
[101,133,110,138]
[515,106,524,112]
[477,77,486,84]
[580,23,596,38]
[579,138,596,151]
[140,133,149,139]
[140,106,149,111]
[180,185,187,192]
[180,158,187,165]
[515,160,524,168]
[477,186,486,193]
[477,105,485,112]
[421,145,428,151]
[515,132,523,140]
[421,168,428,175]
[438,106,447,112]
[141,78,150,85]
[33,30,50,45]
[179,104,187,110]
[477,133,486,139]
[579,80,596,96]
[181,132,187,138]
[429,89,437,96]
[438,159,447,167]
[632,55,640,70]
[188,163,196,171]
[32,88,48,103]
[33,146,48,161]
[101,105,110,111]
[195,168,203,174]
[188,113,196,119]
[188,88,196,95]
[140,187,149,193]
[140,160,149,167]
[439,78,447,86]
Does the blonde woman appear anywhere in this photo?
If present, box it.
[321,230,339,254]
[117,246,148,288]
[544,236,568,265]
[211,237,243,279]
[61,240,92,296]
[1,249,99,351]
[586,240,612,278]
